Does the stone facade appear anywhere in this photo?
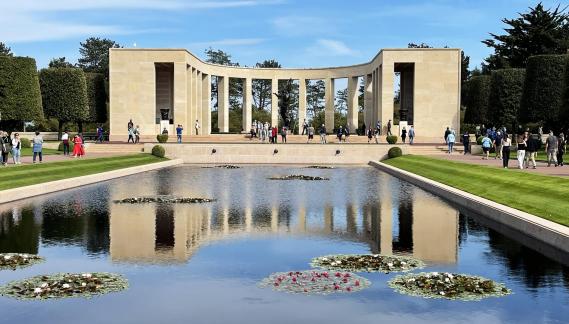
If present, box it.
[109,48,461,141]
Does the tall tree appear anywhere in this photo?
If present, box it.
[335,88,348,114]
[204,47,240,109]
[306,80,325,118]
[482,3,569,71]
[276,79,298,128]
[0,42,13,56]
[77,37,121,78]
[253,59,281,111]
[48,57,74,68]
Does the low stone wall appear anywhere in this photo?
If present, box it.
[0,159,183,205]
[370,161,569,253]
[143,143,408,164]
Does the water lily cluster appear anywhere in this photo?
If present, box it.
[268,175,329,181]
[306,166,334,169]
[0,253,44,271]
[389,272,512,301]
[259,270,370,295]
[311,254,425,273]
[114,197,215,204]
[0,272,129,300]
[214,165,240,169]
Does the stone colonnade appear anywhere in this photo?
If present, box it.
[109,48,461,140]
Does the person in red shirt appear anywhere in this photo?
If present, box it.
[271,126,278,144]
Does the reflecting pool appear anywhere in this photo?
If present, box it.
[0,166,568,324]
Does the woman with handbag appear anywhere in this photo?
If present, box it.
[11,133,22,165]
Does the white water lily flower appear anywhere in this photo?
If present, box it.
[34,288,42,294]
[40,283,48,288]
[81,283,86,287]
[448,274,454,279]
[62,284,70,289]
[4,255,11,260]
[401,261,407,265]
[82,273,92,278]
[387,263,394,267]
[445,278,450,283]
[322,258,329,261]
[440,291,445,296]
[432,272,439,276]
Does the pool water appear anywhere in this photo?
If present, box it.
[0,165,568,324]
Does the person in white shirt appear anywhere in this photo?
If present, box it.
[61,131,70,156]
[195,120,200,135]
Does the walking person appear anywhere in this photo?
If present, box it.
[272,126,278,144]
[319,124,327,144]
[557,133,566,166]
[11,133,22,165]
[1,131,10,166]
[481,134,492,160]
[401,127,407,143]
[127,127,135,143]
[134,125,141,144]
[387,120,392,136]
[462,131,470,154]
[367,128,373,144]
[307,124,315,143]
[525,134,539,169]
[344,126,350,143]
[444,127,451,144]
[501,134,511,168]
[337,126,343,143]
[72,134,85,158]
[408,126,415,145]
[494,131,503,160]
[517,134,527,170]
[376,120,381,135]
[374,128,380,144]
[545,131,558,167]
[97,125,104,143]
[447,131,455,154]
[61,130,70,155]
[194,120,200,135]
[32,131,43,163]
[280,126,287,143]
[176,124,183,143]
[301,119,308,135]
[128,119,134,131]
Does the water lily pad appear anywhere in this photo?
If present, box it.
[113,196,215,204]
[0,253,44,271]
[214,165,240,169]
[268,175,329,181]
[259,270,370,295]
[0,272,129,300]
[311,254,425,273]
[306,166,334,169]
[388,272,512,301]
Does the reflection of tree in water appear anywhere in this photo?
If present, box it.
[393,191,413,253]
[0,208,40,254]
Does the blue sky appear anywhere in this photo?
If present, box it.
[0,0,563,69]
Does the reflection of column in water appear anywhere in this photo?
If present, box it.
[245,206,252,232]
[271,205,278,233]
[155,204,175,251]
[223,208,229,235]
[324,204,333,233]
[393,195,413,254]
[379,178,393,255]
[297,204,306,233]
[173,205,187,260]
[369,204,379,253]
[109,203,156,262]
[346,204,357,235]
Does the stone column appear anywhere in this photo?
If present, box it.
[218,76,229,132]
[298,78,307,134]
[173,63,187,134]
[196,71,202,135]
[380,63,394,135]
[191,68,198,135]
[271,78,279,127]
[242,77,253,133]
[324,78,334,133]
[201,73,211,135]
[347,76,359,132]
[364,74,373,129]
[186,66,193,132]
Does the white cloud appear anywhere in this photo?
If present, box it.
[189,38,266,48]
[306,39,359,57]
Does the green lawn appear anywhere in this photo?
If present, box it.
[20,147,61,156]
[384,155,569,226]
[0,154,167,191]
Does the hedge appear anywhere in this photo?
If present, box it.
[386,135,398,144]
[489,69,525,131]
[151,145,165,158]
[520,55,568,129]
[85,73,107,123]
[20,137,31,148]
[40,68,89,130]
[0,56,43,122]
[57,141,75,151]
[387,147,402,159]
[156,134,168,143]
[463,75,491,125]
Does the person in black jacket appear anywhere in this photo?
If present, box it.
[462,131,470,154]
[525,133,540,169]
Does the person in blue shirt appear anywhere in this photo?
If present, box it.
[481,134,492,160]
[176,124,183,143]
[447,130,456,154]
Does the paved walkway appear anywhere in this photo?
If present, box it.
[431,153,569,177]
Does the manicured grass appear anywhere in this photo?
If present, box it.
[0,154,167,191]
[20,147,61,156]
[384,155,569,227]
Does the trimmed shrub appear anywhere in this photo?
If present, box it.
[386,135,398,144]
[156,134,168,143]
[57,141,75,151]
[387,147,402,159]
[19,137,31,148]
[476,136,484,145]
[151,145,165,158]
[463,75,491,124]
[521,55,568,129]
[0,56,43,122]
[489,69,525,130]
[85,73,107,123]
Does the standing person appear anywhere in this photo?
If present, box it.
[344,126,350,143]
[387,120,392,136]
[11,133,22,165]
[32,131,43,163]
[494,131,503,160]
[517,134,527,170]
[61,130,70,155]
[557,133,566,166]
[302,119,308,135]
[337,126,343,143]
[376,120,381,135]
[194,120,200,135]
[408,126,415,145]
[97,125,104,143]
[367,128,373,144]
[307,124,315,143]
[446,131,455,154]
[134,125,141,144]
[0,131,10,166]
[176,124,183,143]
[545,131,558,167]
[401,127,407,143]
[475,125,481,138]
[525,134,539,169]
[127,119,134,131]
[444,127,451,144]
[501,134,512,168]
[280,126,287,143]
[272,126,278,144]
[72,135,85,158]
[319,124,327,144]
[462,131,470,154]
[481,134,492,160]
[127,127,135,143]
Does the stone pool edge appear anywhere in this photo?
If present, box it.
[0,159,183,205]
[369,160,569,253]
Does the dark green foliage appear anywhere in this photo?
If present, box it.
[488,68,525,129]
[85,73,107,123]
[20,138,30,148]
[0,56,43,122]
[477,136,484,145]
[58,141,75,151]
[151,145,165,158]
[463,75,491,124]
[521,55,568,129]
[388,147,402,158]
[156,134,168,143]
[40,68,89,126]
[386,135,398,144]
[0,42,13,56]
[48,57,74,68]
[77,37,121,77]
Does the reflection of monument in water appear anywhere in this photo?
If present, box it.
[109,173,458,264]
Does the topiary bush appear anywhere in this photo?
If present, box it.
[156,134,168,143]
[386,135,398,144]
[387,147,403,159]
[19,137,31,148]
[489,68,525,132]
[0,56,43,123]
[58,141,75,151]
[151,145,165,158]
[464,75,491,125]
[476,136,484,145]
